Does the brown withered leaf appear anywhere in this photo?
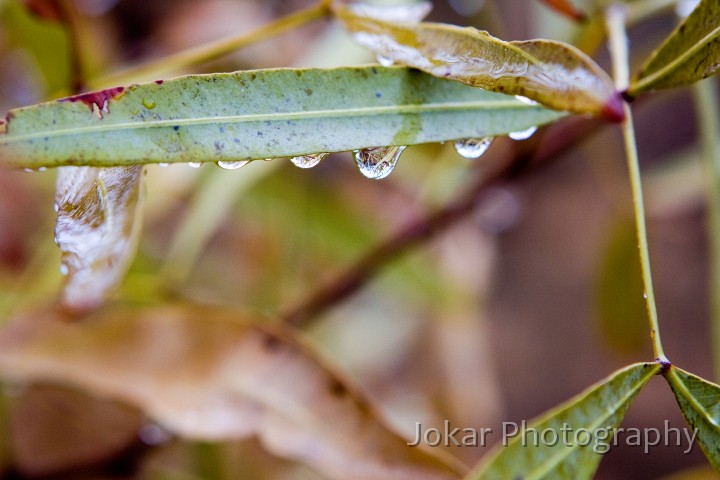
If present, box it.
[8,384,144,477]
[335,3,624,121]
[54,166,145,315]
[0,306,465,480]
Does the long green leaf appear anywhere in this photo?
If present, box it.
[334,4,624,121]
[0,66,565,169]
[665,367,720,472]
[628,0,720,96]
[467,362,660,480]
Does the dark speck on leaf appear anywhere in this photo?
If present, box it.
[261,332,282,352]
[173,125,179,131]
[329,379,347,398]
[375,92,381,98]
[155,80,164,85]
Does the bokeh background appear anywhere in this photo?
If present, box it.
[0,0,718,478]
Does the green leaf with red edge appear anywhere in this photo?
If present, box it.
[334,3,623,121]
[466,363,660,479]
[665,366,720,472]
[0,66,565,169]
[628,0,720,96]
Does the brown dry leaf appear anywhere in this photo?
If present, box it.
[54,165,145,315]
[8,384,144,477]
[335,3,624,121]
[0,305,465,480]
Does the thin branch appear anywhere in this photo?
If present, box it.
[605,4,666,361]
[89,1,332,89]
[282,116,603,327]
[692,79,720,381]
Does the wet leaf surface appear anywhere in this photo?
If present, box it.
[335,4,623,121]
[665,367,720,472]
[629,0,720,96]
[0,305,465,480]
[54,165,144,315]
[466,363,659,479]
[0,67,566,169]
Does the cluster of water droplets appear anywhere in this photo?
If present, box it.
[354,146,405,180]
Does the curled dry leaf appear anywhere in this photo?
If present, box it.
[0,305,465,480]
[335,3,624,121]
[54,165,145,315]
[628,0,720,96]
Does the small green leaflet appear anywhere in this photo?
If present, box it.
[0,67,566,169]
[466,363,660,480]
[665,367,720,472]
[628,0,720,96]
[334,4,624,121]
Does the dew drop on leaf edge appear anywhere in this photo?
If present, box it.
[354,146,405,180]
[217,160,249,170]
[508,126,537,140]
[376,55,394,67]
[454,137,494,159]
[290,153,328,169]
[188,162,202,168]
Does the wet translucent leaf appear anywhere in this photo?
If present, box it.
[596,217,647,354]
[334,5,624,121]
[467,363,660,479]
[0,306,465,480]
[537,0,586,22]
[629,0,720,96]
[0,67,566,169]
[665,367,720,472]
[54,165,145,314]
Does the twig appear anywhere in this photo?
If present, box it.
[89,1,332,89]
[605,4,666,362]
[282,116,603,327]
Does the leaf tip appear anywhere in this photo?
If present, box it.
[601,92,626,123]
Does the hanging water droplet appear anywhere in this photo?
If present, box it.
[60,264,69,276]
[217,160,249,170]
[376,55,394,67]
[188,162,202,168]
[53,202,59,213]
[354,146,405,180]
[290,153,328,169]
[508,126,537,140]
[514,95,538,106]
[454,137,494,159]
[158,162,169,167]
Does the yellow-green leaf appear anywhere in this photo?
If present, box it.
[665,366,720,472]
[334,4,624,121]
[54,165,145,315]
[466,362,660,480]
[628,0,720,96]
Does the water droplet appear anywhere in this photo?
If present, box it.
[142,98,156,109]
[60,264,69,276]
[53,202,59,213]
[158,162,169,167]
[454,137,494,159]
[514,95,537,106]
[354,146,405,180]
[376,55,394,67]
[643,292,648,299]
[508,126,537,140]
[217,160,249,170]
[188,162,202,169]
[290,153,328,169]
